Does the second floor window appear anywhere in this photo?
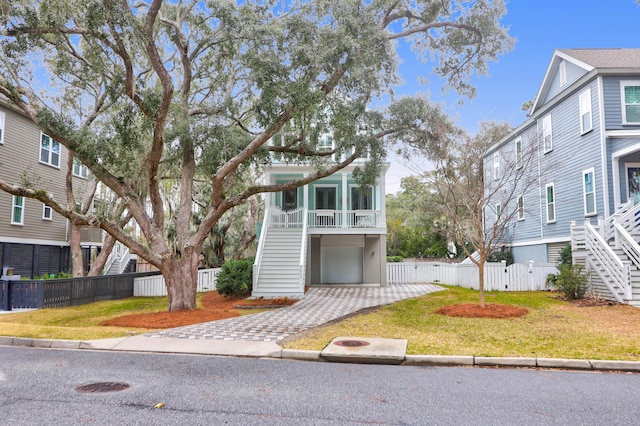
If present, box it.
[546,183,556,223]
[517,194,524,221]
[579,88,592,134]
[493,152,500,180]
[73,158,88,178]
[43,203,52,220]
[515,137,522,169]
[40,134,60,167]
[622,82,640,124]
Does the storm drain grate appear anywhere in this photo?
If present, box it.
[77,382,130,393]
[333,339,370,347]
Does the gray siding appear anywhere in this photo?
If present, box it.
[0,104,101,245]
[602,75,640,130]
[543,60,589,104]
[609,138,640,208]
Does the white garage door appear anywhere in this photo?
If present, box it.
[321,246,363,284]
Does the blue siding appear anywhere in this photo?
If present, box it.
[602,76,640,130]
[543,60,589,104]
[609,138,640,208]
[537,79,602,242]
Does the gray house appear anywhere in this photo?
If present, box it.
[0,101,103,278]
[485,48,640,306]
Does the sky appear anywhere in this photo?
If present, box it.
[384,0,640,194]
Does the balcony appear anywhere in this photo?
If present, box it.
[307,210,381,229]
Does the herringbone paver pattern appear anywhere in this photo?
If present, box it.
[145,283,443,342]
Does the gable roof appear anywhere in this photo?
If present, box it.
[530,48,640,115]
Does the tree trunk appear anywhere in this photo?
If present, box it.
[478,257,485,308]
[87,234,117,276]
[162,251,201,311]
[69,223,85,277]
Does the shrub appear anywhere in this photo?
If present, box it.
[557,243,573,267]
[386,256,404,263]
[216,259,254,298]
[552,263,589,299]
[487,249,514,266]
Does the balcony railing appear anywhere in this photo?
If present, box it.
[307,210,381,228]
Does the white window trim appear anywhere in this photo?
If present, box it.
[582,167,596,217]
[348,184,374,210]
[42,203,53,221]
[514,137,523,169]
[495,202,502,218]
[0,111,5,144]
[517,194,524,221]
[559,60,567,86]
[493,152,500,180]
[11,195,24,225]
[579,88,593,134]
[545,183,556,224]
[39,133,61,168]
[542,115,553,153]
[621,80,640,125]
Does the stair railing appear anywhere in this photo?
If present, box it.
[600,200,634,240]
[575,220,631,303]
[253,207,271,293]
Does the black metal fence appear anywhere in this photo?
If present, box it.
[0,272,159,311]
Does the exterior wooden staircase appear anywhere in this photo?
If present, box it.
[571,201,640,307]
[252,208,307,298]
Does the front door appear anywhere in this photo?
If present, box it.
[627,166,640,204]
[282,188,298,211]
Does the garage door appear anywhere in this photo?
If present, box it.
[321,246,363,284]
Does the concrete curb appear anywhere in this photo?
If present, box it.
[2,336,640,372]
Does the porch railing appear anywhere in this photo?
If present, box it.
[307,209,381,228]
[270,206,304,228]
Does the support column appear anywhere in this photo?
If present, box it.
[342,172,348,227]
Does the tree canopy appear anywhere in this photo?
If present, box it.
[0,0,514,310]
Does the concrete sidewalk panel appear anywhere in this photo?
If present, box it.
[321,337,407,364]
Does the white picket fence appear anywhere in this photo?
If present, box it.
[387,261,557,292]
[133,268,221,297]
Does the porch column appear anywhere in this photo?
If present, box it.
[342,172,348,227]
[303,173,309,210]
[378,173,386,228]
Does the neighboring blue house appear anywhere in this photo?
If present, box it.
[485,48,640,306]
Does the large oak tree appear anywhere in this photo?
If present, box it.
[0,0,513,311]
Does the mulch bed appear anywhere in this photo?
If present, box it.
[100,291,242,329]
[436,303,529,318]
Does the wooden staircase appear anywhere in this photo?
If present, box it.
[571,201,640,307]
[252,207,307,298]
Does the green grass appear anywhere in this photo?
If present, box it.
[0,296,181,340]
[283,286,640,361]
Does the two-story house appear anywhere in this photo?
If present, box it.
[252,155,389,298]
[0,100,103,278]
[485,48,640,306]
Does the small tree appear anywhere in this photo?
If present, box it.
[423,122,544,307]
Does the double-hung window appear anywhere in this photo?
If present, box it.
[545,183,556,223]
[621,81,640,124]
[43,203,52,220]
[40,134,60,167]
[579,88,592,134]
[73,158,88,178]
[515,137,522,169]
[493,152,500,180]
[0,111,5,144]
[517,194,524,221]
[11,195,24,225]
[542,115,553,153]
[583,168,596,216]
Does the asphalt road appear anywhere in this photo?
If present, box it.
[1,346,639,425]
